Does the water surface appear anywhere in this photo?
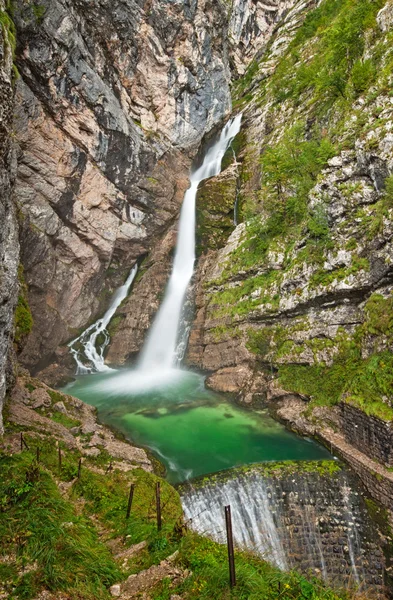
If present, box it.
[64,369,330,483]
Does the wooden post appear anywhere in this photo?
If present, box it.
[20,433,29,451]
[156,482,162,532]
[225,505,236,588]
[58,447,62,471]
[36,447,40,463]
[126,483,135,519]
[77,457,82,479]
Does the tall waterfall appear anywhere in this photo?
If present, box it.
[139,114,242,370]
[69,264,138,373]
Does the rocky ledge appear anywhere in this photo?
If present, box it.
[3,374,152,472]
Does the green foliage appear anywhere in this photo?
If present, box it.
[351,59,376,95]
[0,453,120,599]
[278,319,393,422]
[72,468,182,543]
[0,7,16,56]
[270,0,383,108]
[384,174,393,207]
[14,266,33,346]
[51,411,81,429]
[159,532,350,600]
[310,256,369,288]
[261,123,335,206]
[31,3,46,23]
[307,203,330,240]
[0,439,353,600]
[212,123,335,281]
[364,293,393,338]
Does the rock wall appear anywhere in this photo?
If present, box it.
[228,0,300,74]
[105,0,306,367]
[11,0,234,377]
[180,462,387,596]
[341,403,393,468]
[0,2,19,433]
[187,0,393,420]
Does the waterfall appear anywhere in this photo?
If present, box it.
[181,474,288,571]
[69,264,138,373]
[139,114,242,371]
[180,466,375,587]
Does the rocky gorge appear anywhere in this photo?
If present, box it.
[1,0,393,598]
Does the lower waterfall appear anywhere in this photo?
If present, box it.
[180,465,383,588]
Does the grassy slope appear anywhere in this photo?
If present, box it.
[0,431,354,600]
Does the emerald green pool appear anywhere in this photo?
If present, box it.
[64,369,330,483]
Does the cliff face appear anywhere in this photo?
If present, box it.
[187,0,393,423]
[11,0,234,377]
[107,0,302,365]
[0,2,19,433]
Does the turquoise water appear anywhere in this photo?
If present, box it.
[64,369,330,483]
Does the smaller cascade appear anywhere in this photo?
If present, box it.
[181,474,287,570]
[69,264,138,374]
[180,464,385,591]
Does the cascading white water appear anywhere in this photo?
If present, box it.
[139,114,242,371]
[180,467,370,584]
[181,475,288,570]
[69,264,138,373]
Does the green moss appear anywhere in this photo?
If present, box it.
[48,389,68,405]
[0,7,16,56]
[278,348,393,421]
[196,174,238,254]
[310,255,370,288]
[14,265,33,347]
[51,411,81,429]
[209,269,282,319]
[31,3,46,23]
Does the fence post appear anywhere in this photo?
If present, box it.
[58,447,62,472]
[156,482,162,532]
[20,433,29,451]
[126,483,135,519]
[36,447,40,463]
[77,457,82,479]
[225,505,236,588]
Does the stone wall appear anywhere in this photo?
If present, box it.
[341,403,393,468]
[180,462,387,596]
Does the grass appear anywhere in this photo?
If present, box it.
[0,434,355,600]
[50,411,81,429]
[151,533,351,600]
[0,453,120,599]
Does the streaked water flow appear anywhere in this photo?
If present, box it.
[68,264,138,374]
[140,114,242,371]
